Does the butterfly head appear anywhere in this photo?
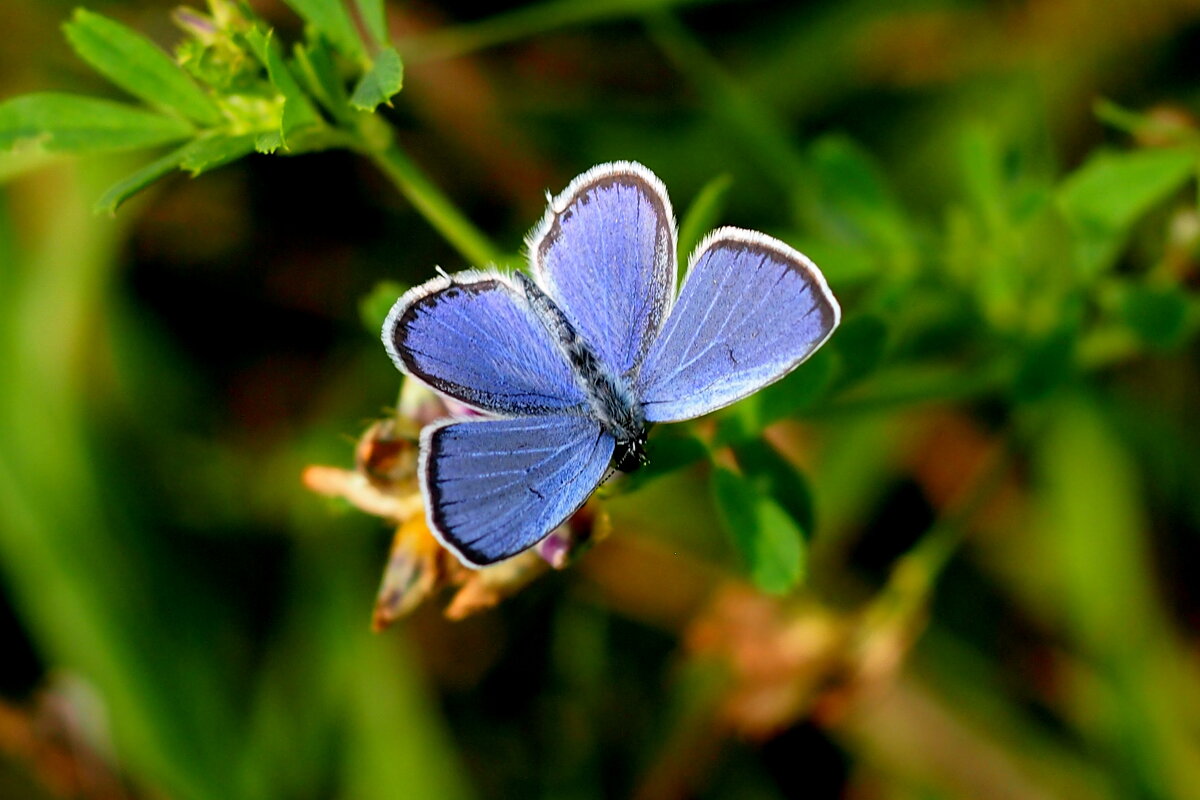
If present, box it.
[613,433,648,473]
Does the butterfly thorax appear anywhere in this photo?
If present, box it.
[515,272,647,471]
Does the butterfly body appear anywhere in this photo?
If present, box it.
[384,162,840,567]
[513,271,647,458]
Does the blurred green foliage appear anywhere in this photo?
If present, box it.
[1,0,1200,798]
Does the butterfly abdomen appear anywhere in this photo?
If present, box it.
[515,271,646,456]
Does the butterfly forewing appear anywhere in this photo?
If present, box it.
[383,271,588,416]
[529,162,677,377]
[421,415,615,566]
[635,227,840,423]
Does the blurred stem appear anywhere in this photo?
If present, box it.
[364,138,502,268]
[876,424,1020,622]
[810,321,1157,422]
[0,161,229,799]
[644,11,810,201]
[400,0,713,63]
[810,360,1012,419]
[1094,98,1200,146]
[1093,98,1152,136]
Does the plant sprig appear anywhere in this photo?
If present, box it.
[0,0,506,264]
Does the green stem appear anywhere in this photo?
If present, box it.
[366,140,502,268]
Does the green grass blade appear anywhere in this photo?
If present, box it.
[1038,397,1200,797]
[676,172,731,274]
[0,162,234,799]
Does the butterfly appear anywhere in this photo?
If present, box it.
[382,162,840,567]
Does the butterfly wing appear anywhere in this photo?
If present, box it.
[420,414,615,566]
[529,161,677,377]
[382,270,587,415]
[635,228,840,423]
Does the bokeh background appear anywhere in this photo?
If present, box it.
[3,0,1200,798]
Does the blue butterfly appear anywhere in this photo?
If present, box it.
[382,162,840,567]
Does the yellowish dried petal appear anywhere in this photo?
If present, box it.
[302,465,423,522]
[372,515,448,631]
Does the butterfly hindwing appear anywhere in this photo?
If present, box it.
[635,227,840,423]
[421,414,615,566]
[529,162,677,377]
[383,271,587,416]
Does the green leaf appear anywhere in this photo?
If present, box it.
[282,0,365,62]
[755,348,835,426]
[1011,325,1076,403]
[711,467,805,594]
[255,131,283,154]
[349,47,404,111]
[791,237,877,287]
[1058,148,1195,274]
[1059,148,1195,230]
[293,37,354,123]
[831,314,887,389]
[714,347,835,444]
[1122,285,1190,350]
[354,0,389,44]
[245,28,322,145]
[677,172,732,275]
[359,280,406,332]
[179,133,259,176]
[0,93,194,153]
[732,439,815,536]
[809,134,913,264]
[63,9,223,127]
[957,124,1005,224]
[644,431,710,476]
[0,148,63,182]
[94,145,191,214]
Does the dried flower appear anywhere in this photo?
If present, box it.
[304,379,603,627]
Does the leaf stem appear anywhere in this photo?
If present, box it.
[365,140,502,268]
